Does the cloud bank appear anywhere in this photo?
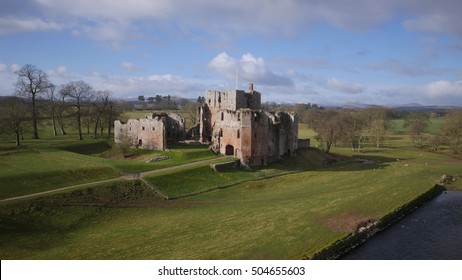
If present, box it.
[209,52,293,87]
[2,1,462,41]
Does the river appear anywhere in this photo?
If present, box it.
[342,191,462,260]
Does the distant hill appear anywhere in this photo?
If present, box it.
[392,104,460,111]
[340,102,460,111]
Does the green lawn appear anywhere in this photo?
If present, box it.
[0,118,461,259]
[0,133,460,259]
[144,147,341,198]
[0,149,120,199]
[390,117,445,134]
[0,138,219,199]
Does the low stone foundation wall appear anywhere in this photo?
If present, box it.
[210,160,241,172]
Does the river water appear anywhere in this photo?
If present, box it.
[342,191,462,260]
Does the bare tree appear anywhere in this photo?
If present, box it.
[338,110,364,151]
[182,101,201,129]
[311,110,342,153]
[442,109,462,154]
[430,134,446,152]
[14,64,50,139]
[92,90,112,139]
[56,87,70,135]
[43,84,59,136]
[361,107,391,148]
[403,112,431,148]
[0,96,30,146]
[60,81,94,140]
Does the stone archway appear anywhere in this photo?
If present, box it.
[138,139,142,147]
[225,144,234,156]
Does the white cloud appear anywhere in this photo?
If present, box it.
[80,19,142,41]
[147,74,174,82]
[308,76,365,94]
[2,0,462,43]
[209,52,293,87]
[35,0,173,20]
[121,61,140,72]
[57,65,67,74]
[0,63,24,75]
[315,0,395,31]
[10,64,20,73]
[366,59,444,76]
[46,65,70,79]
[325,78,365,94]
[424,80,462,97]
[402,1,462,38]
[0,17,62,34]
[97,73,205,99]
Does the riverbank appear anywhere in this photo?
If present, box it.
[343,190,462,259]
[309,184,445,260]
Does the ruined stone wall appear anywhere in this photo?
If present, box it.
[199,105,212,143]
[205,108,298,167]
[214,109,245,157]
[114,116,166,150]
[204,89,261,111]
[165,112,186,143]
[274,112,298,157]
[243,111,298,166]
[201,87,261,143]
[198,85,298,167]
[114,112,185,151]
[138,115,167,150]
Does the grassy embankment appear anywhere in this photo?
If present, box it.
[0,120,460,259]
[0,122,221,200]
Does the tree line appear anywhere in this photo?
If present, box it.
[288,103,461,154]
[0,64,130,145]
[2,64,461,154]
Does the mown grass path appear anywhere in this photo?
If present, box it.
[121,156,232,179]
[0,157,231,203]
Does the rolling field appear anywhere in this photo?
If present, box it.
[0,136,219,200]
[390,117,445,134]
[0,120,461,259]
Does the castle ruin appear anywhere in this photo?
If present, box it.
[114,112,185,150]
[114,84,298,167]
[198,84,298,167]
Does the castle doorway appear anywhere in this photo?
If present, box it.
[138,139,142,147]
[225,145,234,156]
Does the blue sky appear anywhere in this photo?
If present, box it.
[1,0,462,106]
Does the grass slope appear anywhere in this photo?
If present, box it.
[0,149,120,199]
[0,120,461,259]
[0,137,219,199]
[144,148,341,198]
[0,138,460,259]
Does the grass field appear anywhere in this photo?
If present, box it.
[0,135,219,200]
[390,117,445,134]
[0,119,461,259]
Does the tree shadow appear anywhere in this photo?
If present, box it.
[256,147,409,173]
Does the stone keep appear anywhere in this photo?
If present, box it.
[114,112,185,150]
[199,84,298,167]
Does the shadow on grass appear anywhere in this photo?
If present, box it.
[261,147,407,173]
[151,148,411,199]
